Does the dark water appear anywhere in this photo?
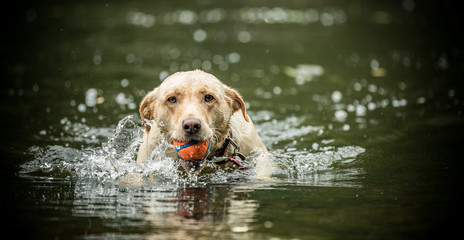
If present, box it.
[2,0,463,239]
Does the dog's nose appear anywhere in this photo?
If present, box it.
[182,118,202,134]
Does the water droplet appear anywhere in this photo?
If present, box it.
[331,90,342,103]
[126,53,136,64]
[355,105,366,116]
[201,60,212,71]
[312,143,319,150]
[370,59,379,69]
[85,88,98,107]
[353,82,362,91]
[193,29,207,42]
[128,103,136,110]
[342,124,350,131]
[177,10,198,24]
[399,82,407,90]
[417,97,426,104]
[126,11,155,27]
[32,84,39,92]
[120,79,129,88]
[93,54,102,65]
[237,31,251,43]
[320,12,334,26]
[227,52,240,63]
[77,104,87,112]
[334,110,348,122]
[264,221,274,228]
[367,102,376,111]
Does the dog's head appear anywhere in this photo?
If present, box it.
[139,70,249,172]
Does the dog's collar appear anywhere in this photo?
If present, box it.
[208,130,247,171]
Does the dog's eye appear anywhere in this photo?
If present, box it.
[167,96,177,103]
[204,94,215,102]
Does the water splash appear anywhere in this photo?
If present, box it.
[21,116,175,183]
[272,146,365,186]
[21,114,365,187]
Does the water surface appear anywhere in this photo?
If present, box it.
[3,0,463,239]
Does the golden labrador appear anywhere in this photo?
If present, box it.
[137,70,274,177]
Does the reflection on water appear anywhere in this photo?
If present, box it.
[71,180,259,238]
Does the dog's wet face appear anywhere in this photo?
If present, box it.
[161,83,217,143]
[139,70,249,173]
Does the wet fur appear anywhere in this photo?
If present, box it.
[136,70,274,177]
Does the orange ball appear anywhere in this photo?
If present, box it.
[173,139,211,161]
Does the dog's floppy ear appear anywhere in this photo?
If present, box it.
[139,89,158,132]
[226,87,250,122]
